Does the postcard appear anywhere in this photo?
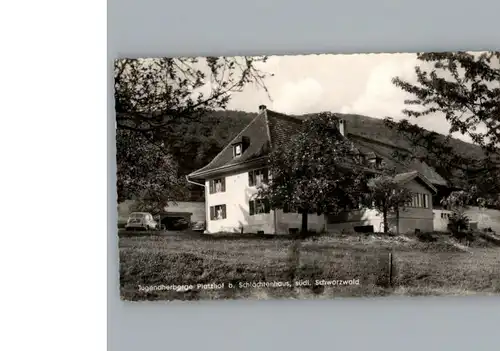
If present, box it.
[115,52,500,301]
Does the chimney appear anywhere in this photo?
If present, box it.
[338,119,347,137]
[258,105,267,113]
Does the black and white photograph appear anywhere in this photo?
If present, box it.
[115,52,500,301]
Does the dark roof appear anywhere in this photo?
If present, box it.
[188,109,449,187]
[393,170,437,194]
[349,134,448,187]
[188,109,302,178]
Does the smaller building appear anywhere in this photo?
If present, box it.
[326,171,437,233]
[117,200,205,229]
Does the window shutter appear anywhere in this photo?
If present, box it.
[221,178,226,192]
[210,206,215,220]
[249,201,255,215]
[209,180,214,194]
[263,169,269,183]
[249,171,254,186]
[222,205,226,219]
[264,199,270,213]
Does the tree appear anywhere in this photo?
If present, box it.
[365,176,413,234]
[114,56,272,206]
[257,112,369,236]
[387,51,500,205]
[116,129,187,211]
[115,56,271,136]
[439,188,486,234]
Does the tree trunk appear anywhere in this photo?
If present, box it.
[396,207,400,236]
[383,208,388,233]
[300,211,308,236]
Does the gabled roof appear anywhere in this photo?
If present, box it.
[349,134,449,187]
[188,109,302,179]
[393,170,438,194]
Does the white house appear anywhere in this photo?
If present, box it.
[187,106,445,235]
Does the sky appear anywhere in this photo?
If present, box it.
[222,52,479,143]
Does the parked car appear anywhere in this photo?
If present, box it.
[125,212,158,231]
[191,221,206,232]
[171,217,190,230]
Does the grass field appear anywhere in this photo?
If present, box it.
[119,230,500,301]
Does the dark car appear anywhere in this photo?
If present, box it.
[171,218,190,230]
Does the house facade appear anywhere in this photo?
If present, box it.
[187,106,449,235]
[325,171,436,233]
[202,163,325,234]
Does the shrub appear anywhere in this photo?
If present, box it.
[448,212,470,233]
[416,231,436,242]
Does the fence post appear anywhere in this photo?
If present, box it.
[388,252,393,287]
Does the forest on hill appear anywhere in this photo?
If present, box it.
[163,109,493,201]
[176,110,488,174]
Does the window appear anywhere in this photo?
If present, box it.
[248,168,269,187]
[233,143,242,157]
[410,193,430,208]
[210,204,227,220]
[249,199,270,215]
[209,178,226,194]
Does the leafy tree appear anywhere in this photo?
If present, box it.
[365,176,413,234]
[116,129,187,211]
[114,56,271,136]
[257,112,369,236]
[114,57,271,206]
[386,51,500,205]
[439,188,486,234]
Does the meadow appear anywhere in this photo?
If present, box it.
[119,230,500,301]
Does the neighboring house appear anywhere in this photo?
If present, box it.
[326,171,437,233]
[187,106,451,235]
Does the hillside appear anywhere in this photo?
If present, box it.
[299,112,488,161]
[204,110,488,162]
[128,109,492,201]
[207,110,488,159]
[174,109,490,174]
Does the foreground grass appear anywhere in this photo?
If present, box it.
[119,231,500,301]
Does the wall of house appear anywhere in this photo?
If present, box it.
[275,211,326,234]
[327,208,390,233]
[327,179,434,234]
[433,208,452,232]
[205,168,327,234]
[465,206,500,234]
[432,207,500,234]
[205,169,275,234]
[397,179,434,233]
[117,200,135,225]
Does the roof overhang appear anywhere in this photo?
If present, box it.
[188,156,269,181]
[394,171,438,195]
[160,211,193,217]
